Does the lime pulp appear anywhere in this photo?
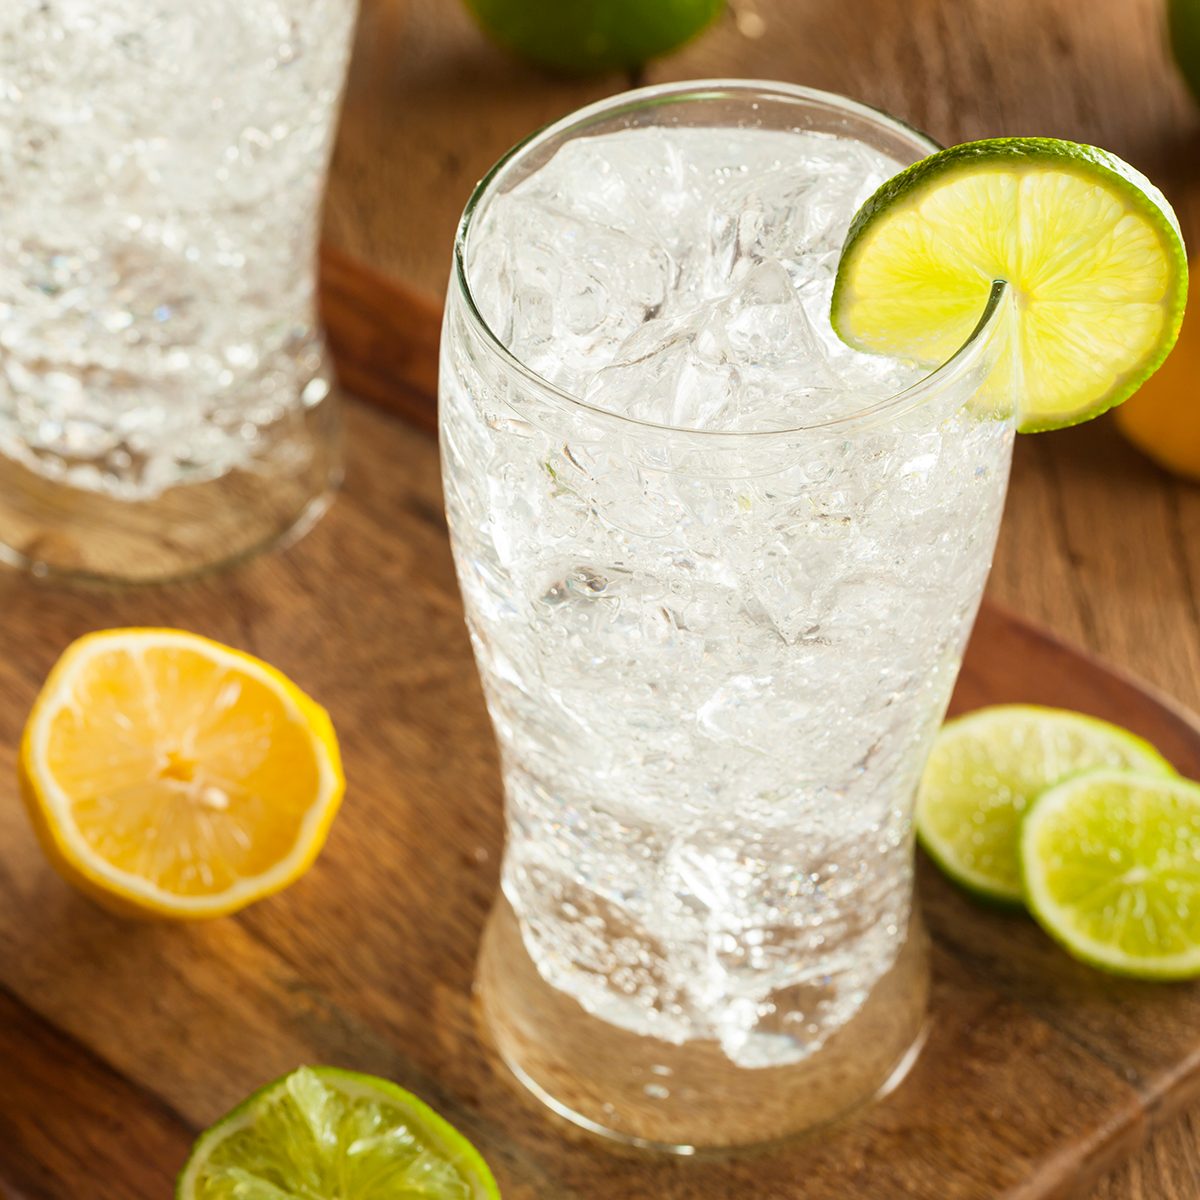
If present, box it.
[1021,769,1200,979]
[831,137,1188,431]
[916,705,1173,905]
[176,1066,501,1200]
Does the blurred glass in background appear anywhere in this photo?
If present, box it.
[0,1,358,581]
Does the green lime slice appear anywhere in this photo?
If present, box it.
[463,0,723,75]
[177,1067,501,1200]
[831,138,1188,431]
[1021,769,1200,979]
[916,705,1173,905]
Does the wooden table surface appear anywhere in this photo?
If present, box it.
[321,0,1200,1194]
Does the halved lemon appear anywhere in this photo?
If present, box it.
[20,628,344,920]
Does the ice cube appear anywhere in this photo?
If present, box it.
[660,820,915,1066]
[585,261,843,431]
[469,127,918,417]
[470,197,674,395]
[511,132,695,246]
[704,136,893,285]
[507,858,700,1043]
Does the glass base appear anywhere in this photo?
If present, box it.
[0,392,341,584]
[476,898,930,1154]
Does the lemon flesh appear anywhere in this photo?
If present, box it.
[20,629,343,919]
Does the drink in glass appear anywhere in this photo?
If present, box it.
[0,1,358,580]
[441,82,1014,1150]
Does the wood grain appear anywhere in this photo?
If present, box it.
[319,244,441,434]
[0,987,192,1199]
[318,1,1200,1195]
[324,0,622,292]
[5,0,1200,1196]
[1,400,1199,1198]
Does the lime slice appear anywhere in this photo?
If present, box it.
[1021,769,1200,978]
[463,0,723,75]
[831,138,1188,431]
[916,705,1173,905]
[177,1067,501,1199]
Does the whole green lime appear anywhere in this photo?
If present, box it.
[463,0,724,75]
[1169,0,1200,103]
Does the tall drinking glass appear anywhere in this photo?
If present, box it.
[0,2,358,581]
[441,82,1014,1151]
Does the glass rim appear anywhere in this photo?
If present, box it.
[452,79,1007,441]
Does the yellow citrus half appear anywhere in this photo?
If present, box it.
[20,628,344,920]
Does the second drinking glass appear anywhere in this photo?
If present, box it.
[0,2,358,580]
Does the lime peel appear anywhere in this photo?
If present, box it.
[1021,770,1200,980]
[831,137,1188,432]
[177,1066,501,1200]
[463,0,723,74]
[916,705,1174,905]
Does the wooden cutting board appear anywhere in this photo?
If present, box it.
[1,254,1199,1200]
